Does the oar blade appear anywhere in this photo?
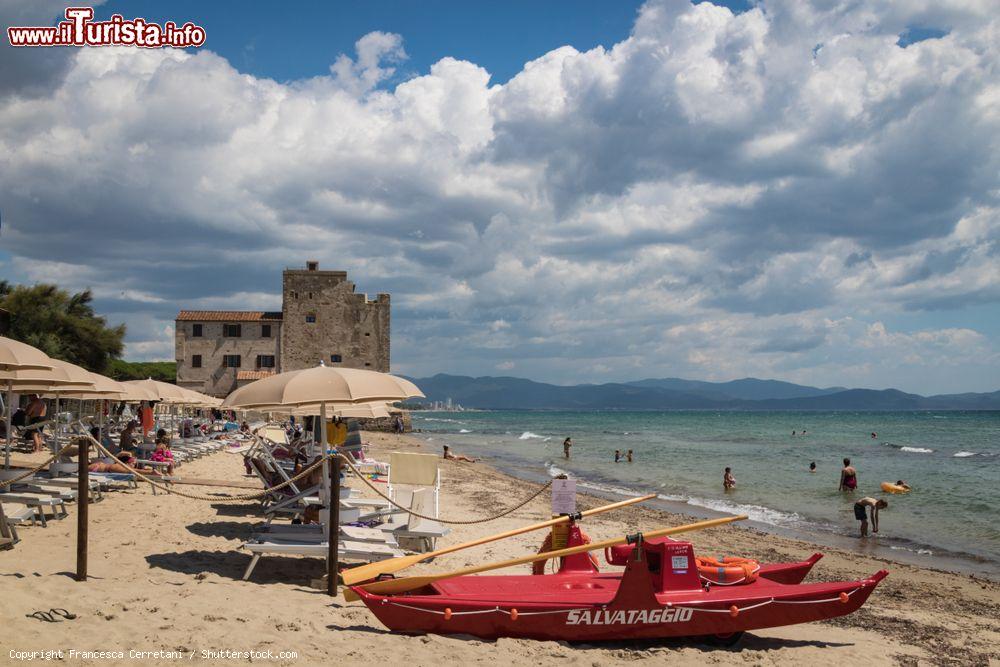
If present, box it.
[342,553,425,586]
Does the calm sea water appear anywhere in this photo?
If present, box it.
[413,410,1000,574]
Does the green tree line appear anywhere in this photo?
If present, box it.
[0,281,174,381]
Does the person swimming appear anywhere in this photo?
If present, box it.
[895,480,911,490]
[723,467,736,490]
[839,458,858,491]
[809,461,816,473]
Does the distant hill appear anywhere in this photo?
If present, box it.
[626,377,846,401]
[407,374,1000,411]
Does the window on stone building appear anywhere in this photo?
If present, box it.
[191,354,202,368]
[364,362,371,367]
[330,354,342,363]
[257,355,275,368]
[305,313,316,323]
[289,290,298,299]
[364,332,370,336]
[261,324,271,338]
[192,323,203,337]
[223,323,242,337]
[223,354,241,368]
[308,292,313,299]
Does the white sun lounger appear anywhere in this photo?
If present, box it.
[0,492,68,526]
[241,537,403,581]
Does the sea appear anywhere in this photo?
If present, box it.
[412,410,1000,579]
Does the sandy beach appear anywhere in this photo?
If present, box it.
[2,431,998,666]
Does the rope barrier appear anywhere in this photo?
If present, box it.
[86,435,553,523]
[338,455,552,525]
[0,442,79,488]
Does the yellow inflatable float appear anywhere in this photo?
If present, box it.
[881,481,911,494]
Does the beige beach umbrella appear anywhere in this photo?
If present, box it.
[222,366,424,410]
[221,365,423,595]
[1,358,96,467]
[0,336,55,371]
[121,378,190,404]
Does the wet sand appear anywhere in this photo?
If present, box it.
[1,431,997,666]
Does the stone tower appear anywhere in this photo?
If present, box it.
[279,260,390,372]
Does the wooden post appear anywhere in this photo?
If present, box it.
[76,437,88,581]
[327,454,340,596]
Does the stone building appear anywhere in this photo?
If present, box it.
[175,262,390,396]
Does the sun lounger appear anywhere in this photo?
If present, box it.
[1,502,38,527]
[240,537,404,581]
[0,492,67,526]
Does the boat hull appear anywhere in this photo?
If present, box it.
[353,568,888,642]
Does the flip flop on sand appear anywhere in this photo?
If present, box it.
[26,611,60,622]
[50,608,77,620]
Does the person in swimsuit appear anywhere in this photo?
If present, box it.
[118,421,139,454]
[854,497,887,536]
[614,449,621,463]
[25,394,47,453]
[723,467,736,491]
[809,461,816,473]
[563,437,572,459]
[626,449,633,463]
[839,458,857,491]
[442,445,476,463]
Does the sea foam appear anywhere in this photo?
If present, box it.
[900,446,934,454]
[519,431,544,440]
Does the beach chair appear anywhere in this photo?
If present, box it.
[0,491,68,526]
[0,502,22,547]
[1,502,43,535]
[379,487,449,552]
[388,452,441,518]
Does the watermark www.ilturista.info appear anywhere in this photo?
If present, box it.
[7,7,206,48]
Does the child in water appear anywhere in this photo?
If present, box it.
[809,461,816,473]
[723,467,736,491]
[614,450,621,463]
[626,449,633,463]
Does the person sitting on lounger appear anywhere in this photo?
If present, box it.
[119,421,139,454]
[442,445,476,463]
[151,439,175,475]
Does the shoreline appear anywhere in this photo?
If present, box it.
[0,431,997,666]
[480,453,1000,582]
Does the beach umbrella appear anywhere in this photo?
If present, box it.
[222,366,424,410]
[222,365,423,595]
[0,336,54,371]
[121,378,191,404]
[1,358,95,467]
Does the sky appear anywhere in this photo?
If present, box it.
[0,0,998,394]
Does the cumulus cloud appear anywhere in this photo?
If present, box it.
[0,0,997,393]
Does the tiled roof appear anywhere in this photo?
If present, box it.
[176,311,283,322]
[236,370,277,381]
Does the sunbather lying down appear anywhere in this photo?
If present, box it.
[442,445,477,463]
[88,452,164,476]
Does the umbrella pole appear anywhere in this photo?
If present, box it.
[53,395,60,456]
[4,381,12,469]
[320,403,339,596]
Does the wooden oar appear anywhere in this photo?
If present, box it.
[341,494,656,586]
[345,515,746,600]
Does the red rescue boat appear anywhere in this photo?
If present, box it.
[352,531,887,644]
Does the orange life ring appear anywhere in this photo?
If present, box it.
[532,530,599,574]
[695,556,760,585]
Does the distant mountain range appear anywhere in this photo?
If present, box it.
[407,374,1000,411]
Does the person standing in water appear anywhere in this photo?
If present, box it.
[839,458,858,491]
[563,437,573,459]
[854,497,887,536]
[809,461,816,473]
[626,449,633,463]
[723,467,736,491]
[614,449,621,463]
